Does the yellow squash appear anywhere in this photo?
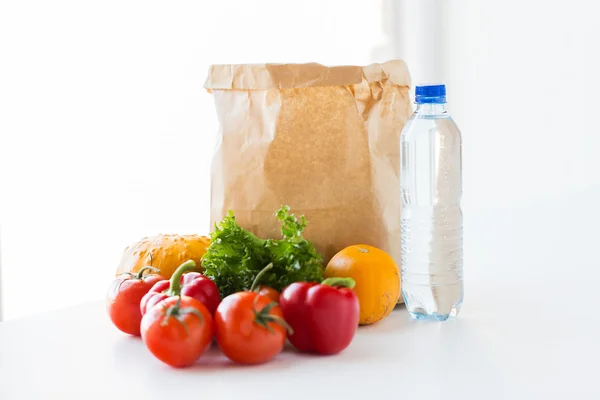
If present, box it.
[116,234,210,279]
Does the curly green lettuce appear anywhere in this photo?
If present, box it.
[202,206,323,297]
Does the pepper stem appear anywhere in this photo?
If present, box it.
[321,277,356,289]
[250,262,274,292]
[166,260,197,296]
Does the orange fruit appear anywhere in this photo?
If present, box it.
[325,244,400,325]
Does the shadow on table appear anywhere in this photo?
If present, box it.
[181,344,297,372]
[357,303,413,333]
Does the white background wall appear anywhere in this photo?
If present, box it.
[1,0,599,319]
[447,0,600,205]
[439,1,600,292]
[395,0,600,208]
[0,0,387,319]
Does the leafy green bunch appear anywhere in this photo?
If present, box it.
[202,206,324,297]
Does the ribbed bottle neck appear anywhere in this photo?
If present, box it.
[415,103,447,115]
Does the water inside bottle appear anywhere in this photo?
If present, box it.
[400,107,463,321]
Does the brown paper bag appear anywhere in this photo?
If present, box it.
[204,61,412,288]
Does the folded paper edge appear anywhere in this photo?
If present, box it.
[204,60,411,90]
[362,59,412,88]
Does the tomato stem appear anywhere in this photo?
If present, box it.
[161,296,204,337]
[253,301,293,335]
[166,260,197,296]
[250,262,274,292]
[321,277,356,289]
[265,314,294,335]
[135,266,160,280]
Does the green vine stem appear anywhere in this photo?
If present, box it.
[165,260,197,296]
[250,262,274,292]
[265,314,294,335]
[321,277,356,289]
[253,300,294,335]
[160,296,204,336]
[122,265,160,280]
[135,266,160,279]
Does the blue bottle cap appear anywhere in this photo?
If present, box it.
[415,84,446,104]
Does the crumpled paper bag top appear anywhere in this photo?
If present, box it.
[204,60,411,90]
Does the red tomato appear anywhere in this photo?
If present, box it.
[141,296,214,368]
[106,267,164,336]
[257,286,280,303]
[215,291,287,364]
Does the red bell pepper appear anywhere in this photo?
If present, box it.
[279,277,359,355]
[140,260,221,315]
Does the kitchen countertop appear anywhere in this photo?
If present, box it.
[2,189,600,399]
[1,283,598,400]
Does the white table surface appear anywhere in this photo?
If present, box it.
[2,189,600,399]
[1,283,598,400]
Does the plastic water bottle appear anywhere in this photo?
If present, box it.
[400,84,463,321]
